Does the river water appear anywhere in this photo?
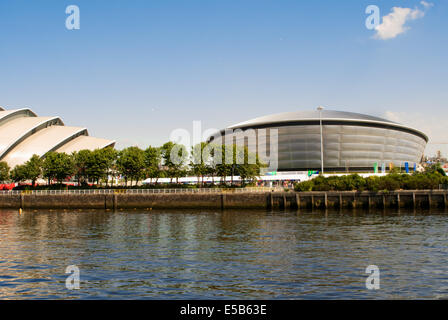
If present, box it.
[1,208,448,299]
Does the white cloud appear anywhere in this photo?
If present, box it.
[420,1,434,9]
[374,6,425,40]
[384,111,448,157]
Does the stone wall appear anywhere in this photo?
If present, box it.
[0,190,447,210]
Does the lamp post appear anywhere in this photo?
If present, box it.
[317,106,324,175]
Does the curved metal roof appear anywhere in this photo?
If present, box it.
[0,106,116,168]
[229,110,396,128]
[55,135,116,154]
[3,126,88,168]
[226,109,428,142]
[0,116,63,159]
[0,108,37,126]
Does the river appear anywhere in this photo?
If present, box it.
[1,208,447,299]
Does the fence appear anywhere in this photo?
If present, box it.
[0,187,284,196]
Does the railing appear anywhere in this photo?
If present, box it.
[0,187,284,195]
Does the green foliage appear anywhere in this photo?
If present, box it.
[294,171,446,192]
[24,155,43,184]
[116,146,146,185]
[87,148,117,183]
[213,144,264,185]
[425,163,446,176]
[144,146,162,181]
[73,149,92,185]
[161,142,188,182]
[190,142,209,185]
[10,155,43,184]
[295,180,314,191]
[11,165,27,183]
[43,152,75,183]
[0,161,10,182]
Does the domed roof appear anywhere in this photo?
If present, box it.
[229,109,397,129]
[222,109,428,142]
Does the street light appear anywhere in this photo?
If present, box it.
[317,106,324,175]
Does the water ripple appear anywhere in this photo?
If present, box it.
[1,208,448,299]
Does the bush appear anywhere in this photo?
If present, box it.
[294,170,446,192]
[295,180,314,191]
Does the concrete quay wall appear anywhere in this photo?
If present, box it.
[0,190,447,210]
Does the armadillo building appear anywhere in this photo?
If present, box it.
[208,110,428,172]
[0,106,115,169]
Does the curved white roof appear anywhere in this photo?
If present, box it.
[0,105,115,168]
[227,109,428,142]
[229,110,397,128]
[3,126,88,168]
[0,108,37,125]
[0,116,63,159]
[56,135,115,154]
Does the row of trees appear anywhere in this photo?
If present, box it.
[294,165,448,192]
[0,142,264,187]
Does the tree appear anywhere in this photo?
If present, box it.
[86,148,117,186]
[213,144,263,185]
[10,165,27,183]
[190,142,210,186]
[23,154,43,186]
[215,144,232,185]
[161,142,188,183]
[43,152,75,184]
[10,155,43,185]
[101,147,118,186]
[235,146,263,185]
[73,150,92,185]
[144,146,162,184]
[116,146,146,186]
[0,161,10,183]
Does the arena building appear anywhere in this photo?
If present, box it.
[208,109,428,172]
[0,106,115,169]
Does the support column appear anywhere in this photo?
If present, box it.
[221,193,226,210]
[324,192,328,209]
[20,193,24,209]
[444,192,447,209]
[295,193,301,210]
[413,192,416,208]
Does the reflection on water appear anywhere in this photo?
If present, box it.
[1,208,448,299]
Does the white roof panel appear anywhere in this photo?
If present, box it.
[3,126,87,168]
[0,116,62,159]
[56,135,115,153]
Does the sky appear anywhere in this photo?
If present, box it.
[0,0,446,156]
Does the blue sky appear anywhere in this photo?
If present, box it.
[0,0,446,155]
